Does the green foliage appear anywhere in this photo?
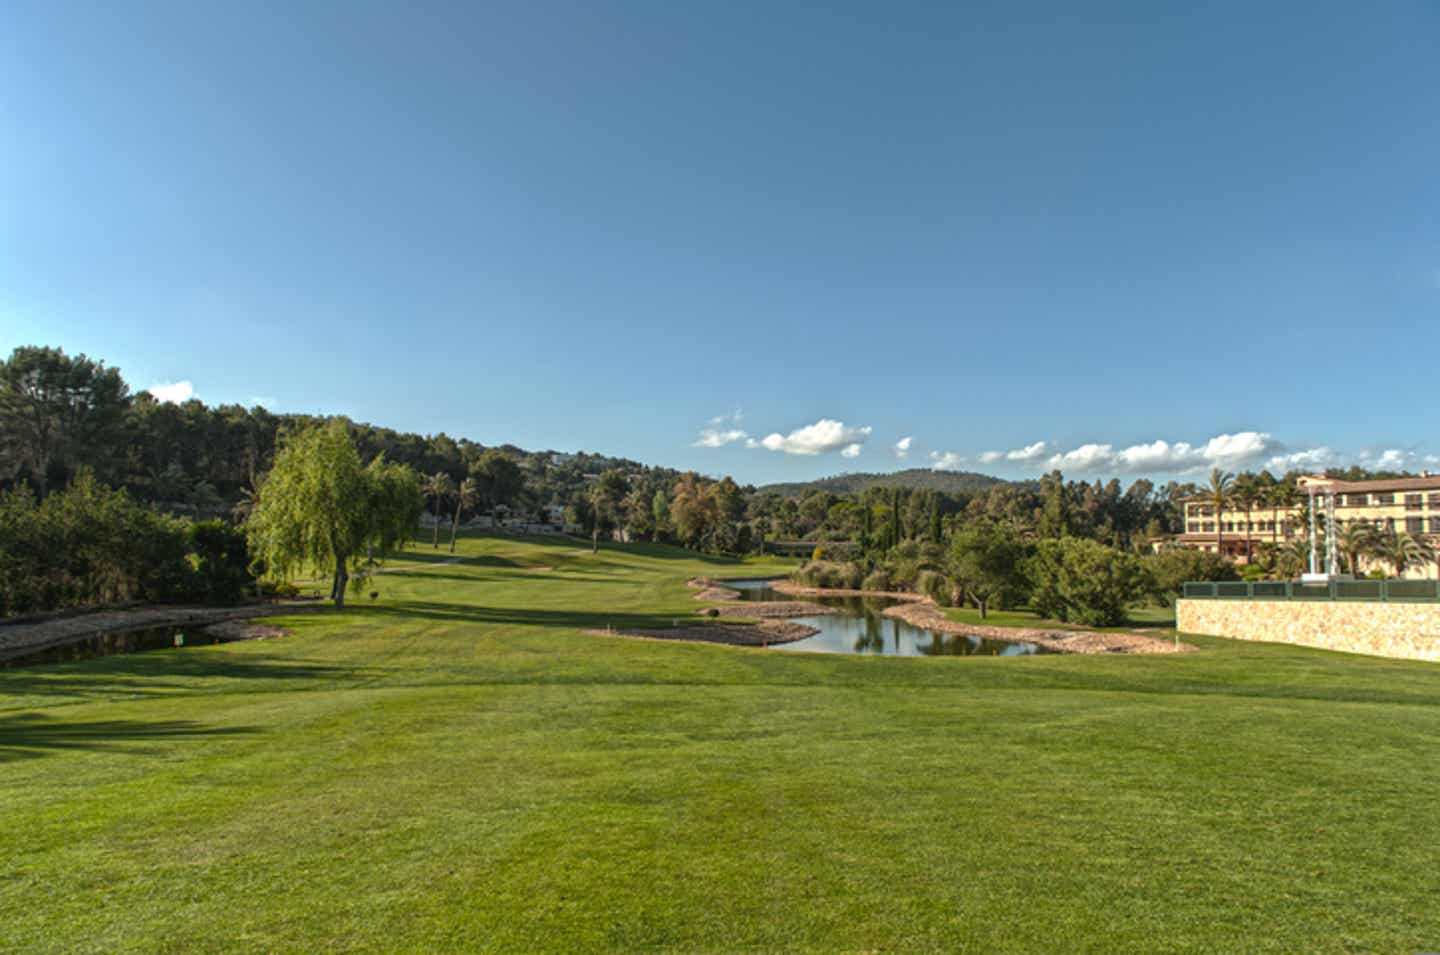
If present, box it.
[794,560,864,590]
[0,473,196,615]
[861,568,891,592]
[0,346,130,494]
[188,520,254,604]
[1144,548,1237,603]
[948,519,1030,618]
[914,569,954,606]
[1026,537,1152,627]
[245,422,421,606]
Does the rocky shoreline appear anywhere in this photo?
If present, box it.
[694,576,1189,656]
[881,601,1192,655]
[686,578,838,619]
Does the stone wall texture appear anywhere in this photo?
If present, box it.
[1176,598,1440,662]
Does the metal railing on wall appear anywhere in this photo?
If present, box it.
[1182,580,1440,602]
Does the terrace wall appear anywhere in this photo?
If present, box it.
[1176,598,1440,662]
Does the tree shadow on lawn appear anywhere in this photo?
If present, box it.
[0,711,257,762]
[0,654,365,705]
[355,600,710,634]
[380,569,620,584]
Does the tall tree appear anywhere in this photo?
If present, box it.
[423,472,454,549]
[469,449,524,517]
[0,346,130,494]
[1206,468,1236,562]
[245,422,421,607]
[948,519,1028,619]
[449,477,479,553]
[589,469,630,552]
[1232,473,1260,564]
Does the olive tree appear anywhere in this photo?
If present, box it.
[245,421,422,606]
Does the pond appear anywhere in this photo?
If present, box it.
[1,626,230,669]
[726,580,1051,657]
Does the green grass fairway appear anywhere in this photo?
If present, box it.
[4,535,1439,953]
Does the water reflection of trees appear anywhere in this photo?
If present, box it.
[852,613,887,653]
[912,632,985,656]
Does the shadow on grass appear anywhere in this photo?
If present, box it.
[354,600,705,634]
[0,654,364,704]
[0,712,257,762]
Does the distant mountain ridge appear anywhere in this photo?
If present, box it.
[757,468,1011,497]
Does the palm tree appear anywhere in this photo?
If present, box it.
[1206,468,1235,562]
[423,472,454,549]
[449,477,479,554]
[1337,521,1376,577]
[1232,473,1259,565]
[1269,482,1300,549]
[1375,529,1435,578]
[1276,533,1311,579]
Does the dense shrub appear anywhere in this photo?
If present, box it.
[862,569,892,592]
[793,560,864,590]
[1144,548,1237,603]
[915,569,954,606]
[189,520,255,604]
[0,475,254,617]
[1026,537,1152,627]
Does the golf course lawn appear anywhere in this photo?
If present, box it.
[3,534,1439,953]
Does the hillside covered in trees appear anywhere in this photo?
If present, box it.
[759,468,1014,497]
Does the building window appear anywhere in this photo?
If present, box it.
[1406,494,1423,510]
[1429,494,1440,510]
[1347,493,1367,507]
[1375,494,1395,506]
[1201,522,1215,533]
[1407,517,1424,534]
[1431,517,1440,534]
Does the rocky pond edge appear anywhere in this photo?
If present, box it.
[684,576,1192,655]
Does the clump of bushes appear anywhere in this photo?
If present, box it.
[1143,547,1237,604]
[0,474,255,617]
[1026,537,1151,627]
[861,568,891,593]
[914,569,954,606]
[793,560,864,590]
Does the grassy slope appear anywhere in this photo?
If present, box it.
[3,534,1439,953]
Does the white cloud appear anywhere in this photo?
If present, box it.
[893,436,913,459]
[978,441,1049,465]
[1362,448,1413,470]
[709,408,744,426]
[1113,440,1202,473]
[1023,431,1282,475]
[1202,431,1277,464]
[1264,447,1336,472]
[841,443,863,458]
[148,381,197,404]
[693,427,748,448]
[756,419,872,456]
[929,451,967,471]
[692,409,749,448]
[1046,443,1116,472]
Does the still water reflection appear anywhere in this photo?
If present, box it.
[727,580,1049,657]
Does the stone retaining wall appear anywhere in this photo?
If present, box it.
[1176,598,1440,662]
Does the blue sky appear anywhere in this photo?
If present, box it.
[3,1,1437,484]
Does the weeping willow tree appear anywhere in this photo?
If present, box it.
[245,421,422,606]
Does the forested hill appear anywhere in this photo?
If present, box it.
[759,468,1014,498]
